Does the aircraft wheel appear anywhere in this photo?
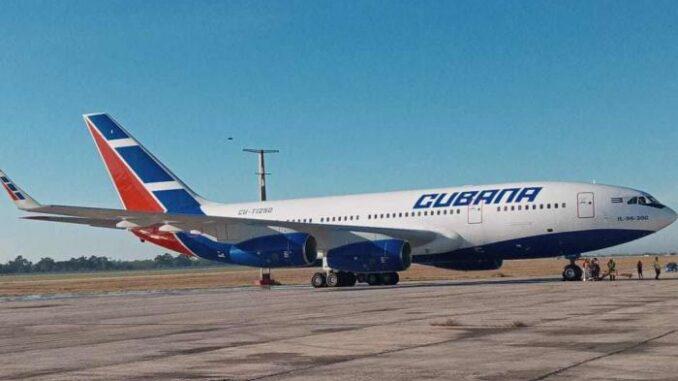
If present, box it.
[342,272,357,287]
[366,273,382,286]
[326,272,340,287]
[380,272,399,286]
[562,264,582,281]
[391,272,400,285]
[311,272,327,288]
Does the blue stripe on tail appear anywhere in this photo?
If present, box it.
[116,146,174,183]
[87,114,129,140]
[154,189,204,215]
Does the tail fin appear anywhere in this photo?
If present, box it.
[83,113,206,215]
[0,170,41,210]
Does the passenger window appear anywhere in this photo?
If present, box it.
[547,204,551,209]
[540,204,544,209]
[533,204,537,210]
[350,216,353,221]
[554,203,558,209]
[437,210,441,215]
[511,206,515,211]
[457,209,461,214]
[517,205,522,210]
[561,203,566,208]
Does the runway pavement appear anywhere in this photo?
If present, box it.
[1,274,677,380]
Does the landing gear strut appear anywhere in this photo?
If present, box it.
[256,267,279,286]
[562,258,583,281]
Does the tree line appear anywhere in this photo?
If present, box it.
[0,253,226,275]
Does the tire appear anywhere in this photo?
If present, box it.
[366,273,382,286]
[380,272,394,285]
[342,272,357,287]
[391,272,400,285]
[380,272,400,286]
[562,265,582,281]
[311,272,326,288]
[326,272,340,287]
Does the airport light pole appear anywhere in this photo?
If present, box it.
[243,148,279,286]
[243,149,279,202]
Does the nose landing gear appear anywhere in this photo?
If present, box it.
[562,258,583,281]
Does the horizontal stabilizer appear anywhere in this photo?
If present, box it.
[0,170,41,210]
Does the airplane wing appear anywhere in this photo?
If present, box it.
[23,204,439,247]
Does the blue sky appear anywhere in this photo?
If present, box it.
[0,1,676,261]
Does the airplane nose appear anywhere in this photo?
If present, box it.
[668,207,678,225]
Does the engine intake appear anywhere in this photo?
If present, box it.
[326,239,412,273]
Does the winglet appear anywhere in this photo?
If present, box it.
[0,170,41,210]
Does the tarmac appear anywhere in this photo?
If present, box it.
[1,274,677,381]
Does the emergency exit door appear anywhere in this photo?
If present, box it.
[577,192,595,218]
[468,204,483,224]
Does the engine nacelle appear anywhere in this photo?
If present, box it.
[229,233,318,268]
[326,239,412,273]
[430,255,503,271]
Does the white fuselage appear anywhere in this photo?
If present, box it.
[200,181,676,260]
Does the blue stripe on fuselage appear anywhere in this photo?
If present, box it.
[414,229,654,265]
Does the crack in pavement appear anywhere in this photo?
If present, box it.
[529,329,678,381]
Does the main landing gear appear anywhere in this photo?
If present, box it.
[562,258,583,281]
[311,271,400,288]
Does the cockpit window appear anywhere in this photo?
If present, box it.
[627,195,664,208]
[646,196,665,209]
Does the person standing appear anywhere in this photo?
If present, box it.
[582,259,589,282]
[607,258,617,281]
[654,257,661,280]
[637,260,643,280]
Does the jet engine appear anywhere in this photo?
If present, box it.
[326,239,412,273]
[229,232,318,268]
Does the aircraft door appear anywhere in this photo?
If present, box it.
[468,203,482,224]
[577,192,595,218]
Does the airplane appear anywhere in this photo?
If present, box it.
[1,113,676,287]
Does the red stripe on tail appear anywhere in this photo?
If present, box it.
[2,183,18,201]
[87,121,164,212]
